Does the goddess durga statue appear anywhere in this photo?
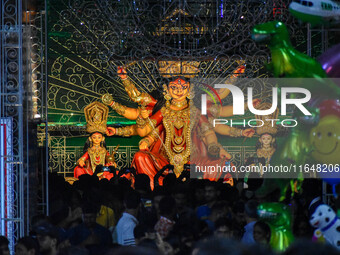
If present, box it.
[101,61,256,188]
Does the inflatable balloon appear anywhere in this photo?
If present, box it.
[251,21,340,97]
[310,204,340,248]
[310,100,340,165]
[318,43,340,79]
[295,106,320,126]
[271,106,319,167]
[310,100,340,197]
[271,129,311,166]
[289,1,340,27]
[258,203,294,251]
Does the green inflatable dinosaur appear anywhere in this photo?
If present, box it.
[271,106,319,167]
[252,21,326,78]
[251,21,340,97]
[258,203,294,251]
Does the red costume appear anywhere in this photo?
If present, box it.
[74,148,114,180]
[132,104,233,189]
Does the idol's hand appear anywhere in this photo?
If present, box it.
[140,108,150,119]
[252,98,261,108]
[117,66,127,80]
[106,127,116,136]
[139,141,149,151]
[233,65,246,76]
[219,148,232,160]
[78,158,85,167]
[102,93,114,106]
[242,128,255,137]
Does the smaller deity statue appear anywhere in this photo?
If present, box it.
[256,133,277,160]
[255,102,279,166]
[74,101,117,179]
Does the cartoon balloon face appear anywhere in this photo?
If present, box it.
[310,115,340,164]
[310,204,336,229]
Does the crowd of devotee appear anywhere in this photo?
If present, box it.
[1,171,340,255]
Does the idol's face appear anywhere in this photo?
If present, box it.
[168,78,190,102]
[260,134,273,147]
[91,132,104,146]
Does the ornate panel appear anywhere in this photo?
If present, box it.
[49,136,139,175]
[46,0,307,126]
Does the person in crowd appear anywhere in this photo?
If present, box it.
[210,201,230,225]
[204,181,220,209]
[115,189,141,246]
[154,196,176,239]
[134,174,152,198]
[173,184,195,221]
[196,181,220,223]
[232,201,246,232]
[190,179,206,209]
[0,236,10,255]
[253,221,271,245]
[30,214,51,235]
[68,202,112,247]
[34,222,59,255]
[138,180,158,233]
[241,199,259,244]
[293,216,313,239]
[152,187,166,218]
[214,218,234,239]
[15,236,39,255]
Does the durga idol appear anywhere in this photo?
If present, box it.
[103,61,253,188]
